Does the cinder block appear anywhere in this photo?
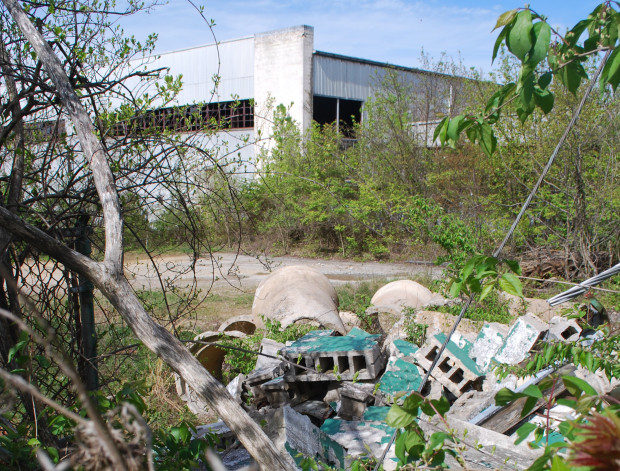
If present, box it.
[469,323,508,373]
[261,375,323,408]
[281,329,386,381]
[494,314,548,365]
[414,333,483,398]
[548,316,581,342]
[338,382,373,420]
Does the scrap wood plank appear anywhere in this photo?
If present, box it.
[479,365,575,434]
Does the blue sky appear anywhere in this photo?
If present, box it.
[119,1,603,73]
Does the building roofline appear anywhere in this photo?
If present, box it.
[154,34,254,57]
[313,50,472,81]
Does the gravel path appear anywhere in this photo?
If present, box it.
[125,252,443,293]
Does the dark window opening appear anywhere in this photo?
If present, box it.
[109,99,254,136]
[312,96,362,138]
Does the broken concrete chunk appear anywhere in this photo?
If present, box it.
[414,333,483,398]
[418,415,540,470]
[281,329,386,381]
[254,338,285,370]
[447,389,496,422]
[252,265,345,334]
[494,313,548,365]
[320,418,399,471]
[469,323,508,373]
[378,355,424,402]
[194,420,235,450]
[548,316,581,342]
[258,405,321,463]
[226,374,246,404]
[293,400,333,421]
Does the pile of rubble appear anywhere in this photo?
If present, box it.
[177,266,618,470]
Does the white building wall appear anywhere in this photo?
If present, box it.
[253,25,314,155]
[132,36,255,107]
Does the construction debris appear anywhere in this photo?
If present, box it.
[180,278,614,470]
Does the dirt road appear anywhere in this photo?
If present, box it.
[125,252,442,294]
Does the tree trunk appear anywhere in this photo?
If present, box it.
[1,0,295,468]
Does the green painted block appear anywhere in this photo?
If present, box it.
[392,338,419,356]
[362,406,391,422]
[378,358,423,397]
[434,333,482,376]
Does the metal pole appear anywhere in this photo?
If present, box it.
[75,214,98,391]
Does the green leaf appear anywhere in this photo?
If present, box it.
[601,47,620,91]
[478,122,497,157]
[514,422,537,445]
[386,404,417,428]
[449,279,464,298]
[493,9,518,31]
[446,115,464,147]
[562,375,598,397]
[527,21,551,66]
[479,282,495,302]
[433,116,449,144]
[538,72,552,90]
[521,384,543,399]
[521,395,541,418]
[8,339,28,364]
[499,272,523,297]
[506,10,533,61]
[495,387,519,406]
[504,259,522,275]
[557,61,587,95]
[492,26,509,63]
[428,432,450,450]
[550,454,571,471]
[533,87,554,114]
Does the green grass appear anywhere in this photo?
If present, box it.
[435,291,514,324]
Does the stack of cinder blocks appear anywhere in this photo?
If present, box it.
[281,329,386,382]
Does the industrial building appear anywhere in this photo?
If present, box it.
[121,25,469,170]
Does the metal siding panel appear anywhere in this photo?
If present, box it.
[138,38,254,105]
[313,55,423,101]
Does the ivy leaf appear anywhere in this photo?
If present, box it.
[507,10,533,61]
[493,9,518,31]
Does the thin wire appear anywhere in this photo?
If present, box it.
[373,49,612,471]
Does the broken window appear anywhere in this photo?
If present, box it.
[108,99,254,136]
[312,95,362,138]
